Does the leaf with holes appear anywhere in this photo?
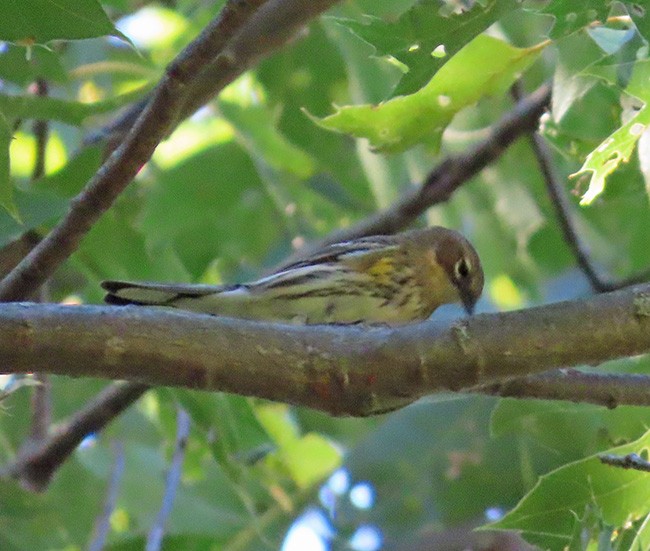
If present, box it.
[309,35,545,154]
[572,59,650,204]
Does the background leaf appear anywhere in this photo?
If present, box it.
[0,0,117,43]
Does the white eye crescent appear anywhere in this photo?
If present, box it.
[454,258,471,279]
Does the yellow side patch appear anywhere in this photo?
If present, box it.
[367,257,395,286]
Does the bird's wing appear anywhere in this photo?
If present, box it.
[275,235,399,273]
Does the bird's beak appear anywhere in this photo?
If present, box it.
[460,287,477,315]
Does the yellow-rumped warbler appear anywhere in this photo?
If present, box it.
[102,227,484,325]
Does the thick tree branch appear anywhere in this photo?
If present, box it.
[283,82,551,265]
[0,284,647,418]
[472,369,650,409]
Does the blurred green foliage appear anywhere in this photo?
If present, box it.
[0,1,649,550]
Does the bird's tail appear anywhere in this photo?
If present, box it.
[101,280,221,307]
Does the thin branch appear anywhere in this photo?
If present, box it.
[472,369,650,409]
[599,453,650,472]
[29,374,52,443]
[88,441,126,551]
[0,0,343,302]
[282,82,551,266]
[146,408,191,551]
[30,79,49,181]
[0,283,646,418]
[511,82,650,292]
[3,381,148,492]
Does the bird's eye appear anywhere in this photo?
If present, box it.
[455,258,470,279]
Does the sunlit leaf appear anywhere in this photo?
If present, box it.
[310,35,545,153]
[256,404,341,489]
[280,433,341,489]
[572,59,650,204]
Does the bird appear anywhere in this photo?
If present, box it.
[102,226,484,325]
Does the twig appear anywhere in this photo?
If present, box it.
[3,381,148,492]
[472,369,650,409]
[511,82,650,292]
[30,79,49,181]
[29,374,52,442]
[146,408,191,551]
[599,453,650,472]
[0,0,285,302]
[282,82,551,266]
[88,441,126,551]
[0,283,647,418]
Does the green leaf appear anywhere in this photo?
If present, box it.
[491,399,650,465]
[0,44,68,86]
[142,141,284,280]
[0,85,152,126]
[172,389,272,476]
[256,404,341,488]
[0,0,117,44]
[341,0,519,97]
[626,513,650,551]
[281,432,341,489]
[540,0,614,39]
[0,188,67,245]
[487,430,650,550]
[573,60,650,204]
[34,145,103,198]
[310,35,545,153]
[218,98,316,179]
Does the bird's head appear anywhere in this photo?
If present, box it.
[412,227,484,315]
